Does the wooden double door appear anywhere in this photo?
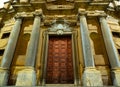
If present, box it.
[46,35,74,84]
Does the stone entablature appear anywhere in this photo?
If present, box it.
[9,0,111,12]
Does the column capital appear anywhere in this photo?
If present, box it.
[78,8,87,16]
[33,9,44,21]
[14,14,23,19]
[98,13,107,18]
[33,9,43,17]
[98,13,107,23]
[77,8,87,21]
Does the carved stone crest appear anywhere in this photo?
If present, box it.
[48,19,72,35]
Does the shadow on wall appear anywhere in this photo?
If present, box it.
[90,32,102,55]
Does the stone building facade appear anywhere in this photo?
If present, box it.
[0,0,120,86]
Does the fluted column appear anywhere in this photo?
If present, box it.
[0,15,22,86]
[78,9,103,86]
[16,10,43,86]
[99,15,120,86]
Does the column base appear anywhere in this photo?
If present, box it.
[0,67,8,86]
[82,67,103,86]
[112,68,120,86]
[16,67,36,86]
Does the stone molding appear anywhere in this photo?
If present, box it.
[78,8,87,16]
[78,8,107,17]
[14,14,23,19]
[14,9,44,20]
[34,9,43,16]
[0,67,8,71]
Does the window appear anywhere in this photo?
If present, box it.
[0,49,4,56]
[118,49,120,54]
[1,32,10,39]
[112,32,120,38]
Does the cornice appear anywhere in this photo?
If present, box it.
[10,0,111,12]
[14,9,44,19]
[78,8,107,17]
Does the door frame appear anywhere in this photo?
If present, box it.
[41,31,80,85]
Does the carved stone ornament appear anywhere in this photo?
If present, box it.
[15,13,23,19]
[56,30,64,35]
[34,9,43,16]
[48,19,72,34]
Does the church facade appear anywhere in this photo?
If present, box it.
[0,0,120,86]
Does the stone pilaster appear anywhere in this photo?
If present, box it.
[16,9,43,86]
[99,15,120,86]
[78,9,103,86]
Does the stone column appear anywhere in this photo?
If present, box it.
[16,10,42,86]
[78,9,103,86]
[0,16,22,86]
[25,13,42,67]
[79,12,94,67]
[99,15,120,86]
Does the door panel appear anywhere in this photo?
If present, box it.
[46,36,74,84]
